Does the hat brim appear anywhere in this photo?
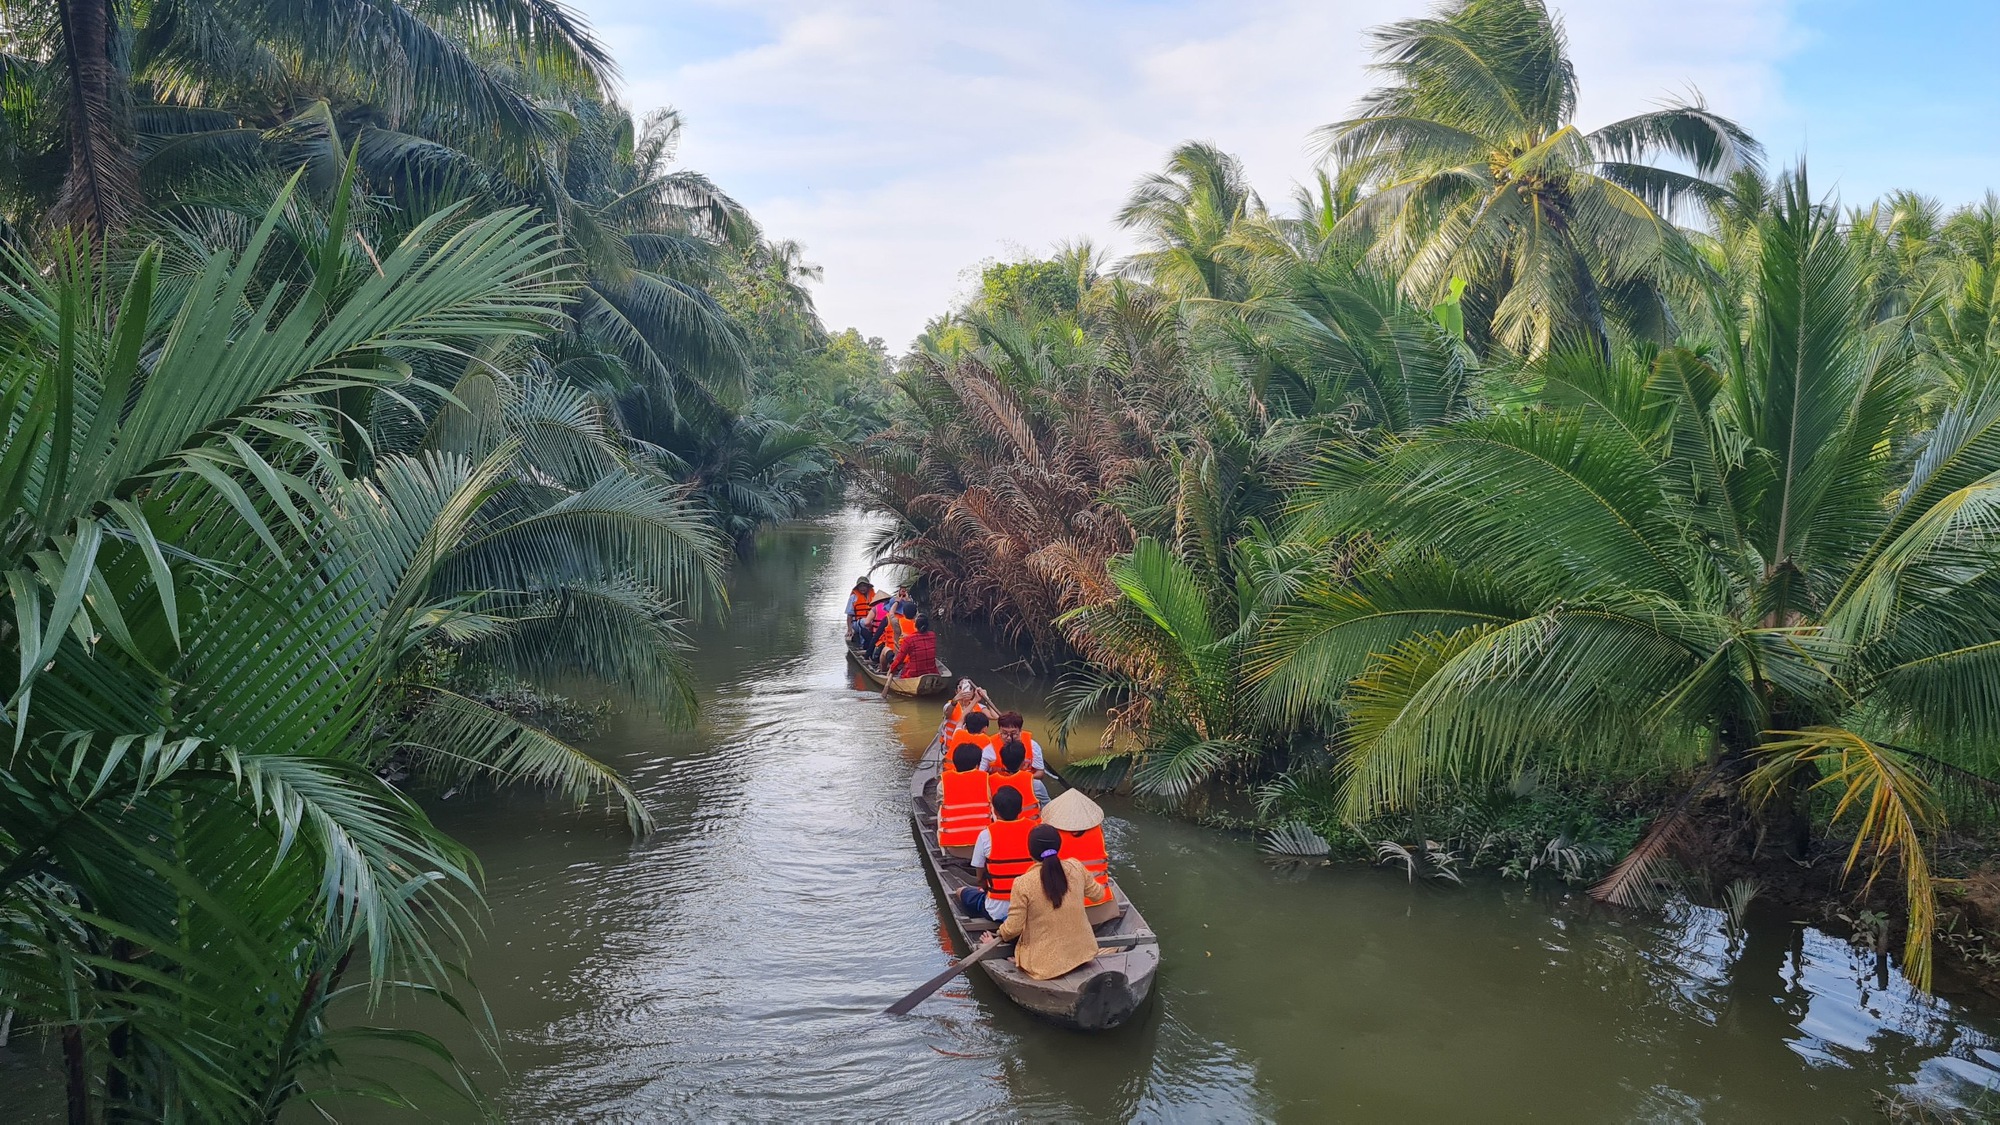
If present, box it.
[1039,789,1104,831]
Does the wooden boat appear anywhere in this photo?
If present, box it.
[843,604,954,696]
[908,733,1160,1031]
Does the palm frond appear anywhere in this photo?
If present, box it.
[1747,728,1942,988]
[1587,104,1763,178]
[399,688,652,834]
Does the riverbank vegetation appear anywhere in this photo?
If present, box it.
[860,0,2000,992]
[0,0,884,1116]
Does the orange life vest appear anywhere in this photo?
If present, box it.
[987,733,1035,772]
[953,733,994,767]
[983,816,1036,902]
[849,590,872,619]
[879,613,913,656]
[944,702,988,740]
[1058,825,1110,893]
[988,769,1039,819]
[937,766,990,848]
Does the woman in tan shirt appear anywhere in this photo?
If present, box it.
[981,824,1110,980]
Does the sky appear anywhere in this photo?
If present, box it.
[572,0,2000,350]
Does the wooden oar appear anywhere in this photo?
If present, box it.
[885,925,1153,1018]
[885,937,1012,1016]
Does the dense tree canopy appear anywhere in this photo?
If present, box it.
[0,0,874,1115]
[862,0,2000,993]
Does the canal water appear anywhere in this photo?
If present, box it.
[386,508,2000,1121]
[10,507,2000,1120]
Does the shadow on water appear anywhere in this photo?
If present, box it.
[13,506,2000,1120]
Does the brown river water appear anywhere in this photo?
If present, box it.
[8,507,2000,1121]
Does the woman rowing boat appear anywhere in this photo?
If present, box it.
[978,823,1111,980]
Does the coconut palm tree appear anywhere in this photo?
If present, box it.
[1212,248,1476,428]
[0,0,612,232]
[1054,537,1259,799]
[1319,0,1762,357]
[0,181,726,1116]
[139,98,758,421]
[1922,193,2000,373]
[1117,141,1264,302]
[1251,169,1998,988]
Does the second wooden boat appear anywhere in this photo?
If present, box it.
[843,603,954,695]
[846,634,954,696]
[907,733,1159,1031]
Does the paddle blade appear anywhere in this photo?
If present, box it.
[884,939,1008,1016]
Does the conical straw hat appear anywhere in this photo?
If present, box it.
[1040,788,1104,832]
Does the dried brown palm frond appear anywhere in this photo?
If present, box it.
[854,346,1170,659]
[1590,763,1723,909]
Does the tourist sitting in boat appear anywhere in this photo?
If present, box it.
[886,585,916,623]
[989,734,1050,804]
[873,587,916,664]
[937,741,990,851]
[977,823,1110,980]
[987,738,1040,819]
[988,712,1042,769]
[984,712,1050,801]
[943,680,994,736]
[958,785,1035,921]
[847,579,877,648]
[954,710,995,758]
[889,614,939,679]
[862,593,894,649]
[1042,789,1111,897]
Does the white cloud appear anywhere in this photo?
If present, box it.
[576,0,1799,350]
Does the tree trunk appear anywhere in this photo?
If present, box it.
[1719,715,1812,863]
[54,0,137,234]
[63,1024,89,1125]
[104,1021,127,1121]
[104,939,132,1122]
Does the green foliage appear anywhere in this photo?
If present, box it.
[979,258,1081,318]
[0,188,591,1118]
[1263,771,1651,883]
[0,0,616,233]
[761,328,898,442]
[1118,141,1264,301]
[861,3,2000,999]
[0,51,819,1111]
[1319,0,1760,356]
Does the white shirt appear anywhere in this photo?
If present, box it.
[979,734,1045,774]
[968,828,1012,921]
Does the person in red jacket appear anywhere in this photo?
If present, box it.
[890,615,939,678]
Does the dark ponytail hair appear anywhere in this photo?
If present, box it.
[1028,824,1067,907]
